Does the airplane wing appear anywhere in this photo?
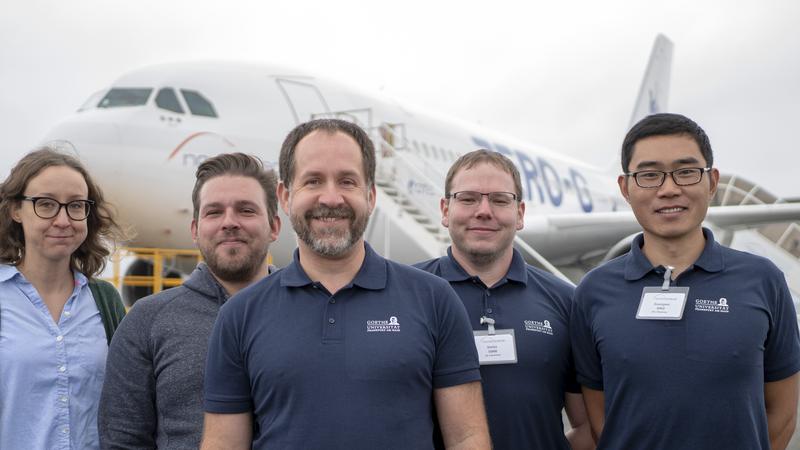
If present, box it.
[520,203,800,268]
[705,202,800,228]
[547,202,800,231]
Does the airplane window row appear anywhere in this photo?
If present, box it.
[410,140,458,162]
[96,87,218,118]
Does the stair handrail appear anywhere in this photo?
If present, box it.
[371,127,445,230]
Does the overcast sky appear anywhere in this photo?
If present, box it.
[2,0,798,197]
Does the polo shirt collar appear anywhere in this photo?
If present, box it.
[624,227,724,281]
[506,249,529,284]
[281,242,387,290]
[691,228,724,273]
[437,248,472,282]
[439,247,528,286]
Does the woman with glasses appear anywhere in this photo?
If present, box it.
[0,147,128,449]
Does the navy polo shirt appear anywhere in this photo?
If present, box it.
[415,248,578,450]
[204,243,481,450]
[571,228,800,450]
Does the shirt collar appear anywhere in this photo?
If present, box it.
[436,248,472,282]
[0,264,20,283]
[281,242,387,291]
[439,247,528,286]
[0,264,88,288]
[0,264,22,283]
[624,227,724,280]
[74,271,88,288]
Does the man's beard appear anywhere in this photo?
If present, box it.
[291,204,368,258]
[200,233,269,283]
[451,229,515,268]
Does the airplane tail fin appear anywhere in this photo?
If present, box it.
[629,34,674,127]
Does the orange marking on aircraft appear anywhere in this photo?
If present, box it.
[167,131,235,161]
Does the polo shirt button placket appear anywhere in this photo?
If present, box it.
[323,292,342,340]
[484,289,494,316]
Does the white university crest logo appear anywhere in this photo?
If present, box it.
[694,297,730,313]
[366,316,401,332]
[524,319,554,335]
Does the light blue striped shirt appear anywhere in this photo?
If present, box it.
[0,264,107,449]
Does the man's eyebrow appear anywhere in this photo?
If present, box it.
[673,157,702,165]
[633,156,701,170]
[298,169,362,179]
[200,201,224,211]
[235,200,262,209]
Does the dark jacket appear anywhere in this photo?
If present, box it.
[89,278,127,344]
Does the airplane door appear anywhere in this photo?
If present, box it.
[275,79,331,124]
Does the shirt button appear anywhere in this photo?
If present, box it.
[329,299,336,304]
[56,335,64,342]
[486,308,493,313]
[58,365,66,372]
[62,427,69,434]
[60,395,68,403]
[328,318,335,324]
[64,311,71,317]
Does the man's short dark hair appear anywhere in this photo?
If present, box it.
[621,113,713,172]
[192,153,278,225]
[445,149,523,198]
[279,119,375,188]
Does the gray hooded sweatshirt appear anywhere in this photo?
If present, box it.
[98,263,270,449]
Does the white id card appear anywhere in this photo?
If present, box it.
[473,329,517,365]
[636,286,690,320]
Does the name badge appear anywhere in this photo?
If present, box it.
[636,286,690,320]
[473,329,517,365]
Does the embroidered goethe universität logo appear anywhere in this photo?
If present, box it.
[695,297,730,313]
[366,316,401,332]
[524,319,553,335]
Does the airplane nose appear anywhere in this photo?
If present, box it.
[41,115,122,156]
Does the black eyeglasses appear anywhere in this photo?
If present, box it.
[19,196,94,220]
[446,191,518,208]
[626,167,711,188]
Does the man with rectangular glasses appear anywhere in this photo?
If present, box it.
[416,149,594,450]
[571,113,800,449]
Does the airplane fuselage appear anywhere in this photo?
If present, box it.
[44,62,625,267]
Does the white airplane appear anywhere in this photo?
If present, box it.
[42,34,800,301]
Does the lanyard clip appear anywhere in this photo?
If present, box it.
[480,316,496,335]
[662,266,674,291]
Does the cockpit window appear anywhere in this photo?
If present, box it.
[97,88,152,108]
[180,89,217,117]
[78,89,108,111]
[155,88,184,114]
